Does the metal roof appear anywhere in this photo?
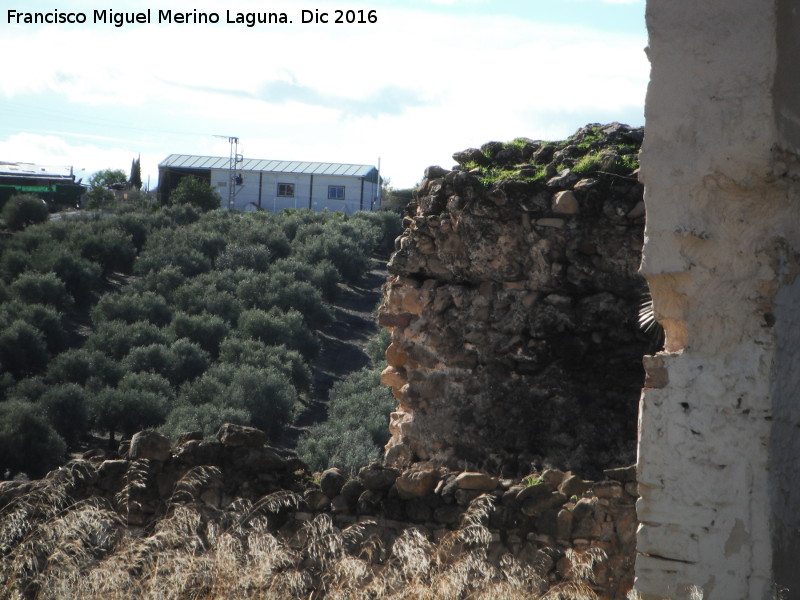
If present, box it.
[159,154,377,178]
[0,161,74,180]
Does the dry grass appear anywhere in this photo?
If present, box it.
[0,466,606,599]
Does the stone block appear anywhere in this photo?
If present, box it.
[304,489,330,512]
[129,430,171,462]
[395,469,441,500]
[560,475,591,498]
[454,472,499,491]
[642,355,669,390]
[385,342,409,367]
[516,482,552,503]
[552,190,579,215]
[536,218,566,229]
[331,495,350,514]
[320,468,346,499]
[97,460,130,492]
[377,312,412,328]
[340,478,366,503]
[359,464,400,491]
[455,489,483,506]
[381,365,407,388]
[593,481,624,499]
[216,423,267,448]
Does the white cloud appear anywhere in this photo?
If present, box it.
[0,132,163,189]
[0,3,648,188]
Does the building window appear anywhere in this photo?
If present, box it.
[278,183,295,197]
[328,185,345,200]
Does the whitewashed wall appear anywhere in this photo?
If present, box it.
[637,0,800,598]
[210,169,378,215]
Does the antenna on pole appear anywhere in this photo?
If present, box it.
[213,135,243,209]
[376,157,381,210]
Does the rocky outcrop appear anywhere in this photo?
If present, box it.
[380,123,651,477]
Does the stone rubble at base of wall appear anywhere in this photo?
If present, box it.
[0,425,640,600]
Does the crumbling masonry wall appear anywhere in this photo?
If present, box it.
[636,1,800,598]
[379,125,651,478]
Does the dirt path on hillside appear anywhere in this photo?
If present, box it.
[276,264,387,450]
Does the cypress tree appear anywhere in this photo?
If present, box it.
[129,156,142,190]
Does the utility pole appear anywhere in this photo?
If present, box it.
[213,135,243,209]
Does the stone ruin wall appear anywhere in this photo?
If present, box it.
[378,124,651,479]
[380,1,800,595]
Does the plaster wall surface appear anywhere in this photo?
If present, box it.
[638,1,800,598]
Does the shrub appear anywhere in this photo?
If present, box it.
[85,169,125,209]
[136,266,187,300]
[299,426,382,476]
[218,338,312,392]
[177,371,227,406]
[117,372,175,402]
[172,282,242,323]
[169,177,221,212]
[135,246,212,278]
[160,403,250,441]
[0,248,33,282]
[351,210,403,255]
[122,343,178,381]
[47,253,102,305]
[87,320,174,360]
[90,387,169,441]
[238,215,292,259]
[271,257,341,302]
[0,320,49,379]
[0,302,68,354]
[193,230,229,261]
[112,212,154,251]
[0,372,13,400]
[297,367,394,473]
[39,383,89,446]
[236,271,333,329]
[237,307,319,359]
[118,339,207,387]
[92,291,172,327]
[0,400,66,477]
[9,272,73,312]
[4,223,54,253]
[366,326,391,366]
[46,348,123,389]
[169,311,230,357]
[76,228,136,275]
[2,194,49,231]
[169,338,210,385]
[161,203,201,226]
[7,376,48,402]
[293,230,369,285]
[227,365,295,438]
[215,243,272,272]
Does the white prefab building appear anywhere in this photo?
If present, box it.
[158,154,381,215]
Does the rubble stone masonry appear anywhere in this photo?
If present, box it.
[379,124,651,479]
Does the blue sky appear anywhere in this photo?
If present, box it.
[0,0,648,189]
